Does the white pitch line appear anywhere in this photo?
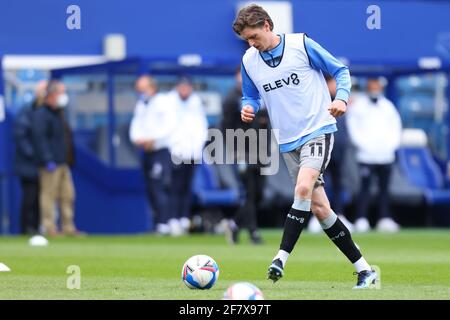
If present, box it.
[0,262,11,272]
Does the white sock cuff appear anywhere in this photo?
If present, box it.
[353,257,371,273]
[320,211,338,230]
[292,198,311,211]
[274,250,290,267]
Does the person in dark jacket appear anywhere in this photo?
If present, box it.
[307,75,355,233]
[221,67,269,244]
[32,80,80,237]
[13,80,47,234]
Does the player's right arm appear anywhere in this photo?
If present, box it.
[304,35,351,117]
[241,63,260,123]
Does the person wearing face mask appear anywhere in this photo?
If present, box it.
[167,76,208,234]
[32,80,81,237]
[129,75,177,236]
[13,80,47,234]
[346,78,403,233]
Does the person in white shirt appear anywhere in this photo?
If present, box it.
[129,75,176,236]
[168,76,208,233]
[346,78,402,233]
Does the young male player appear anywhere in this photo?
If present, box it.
[233,4,377,288]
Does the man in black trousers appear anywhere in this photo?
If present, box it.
[221,67,268,244]
[13,80,47,234]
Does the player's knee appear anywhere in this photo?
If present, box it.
[294,183,311,199]
[311,202,329,220]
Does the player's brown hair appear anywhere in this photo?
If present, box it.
[232,4,274,35]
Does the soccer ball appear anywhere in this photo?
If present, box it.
[181,254,219,289]
[223,282,264,300]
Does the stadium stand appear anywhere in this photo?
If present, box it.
[192,163,239,208]
[1,50,450,234]
[398,129,450,215]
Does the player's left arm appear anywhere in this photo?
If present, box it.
[304,35,351,117]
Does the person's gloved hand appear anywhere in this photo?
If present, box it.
[46,162,57,172]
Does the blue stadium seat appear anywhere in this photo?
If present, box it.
[192,163,239,207]
[397,146,450,205]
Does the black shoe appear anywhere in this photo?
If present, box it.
[250,231,263,245]
[267,258,284,283]
[353,270,378,289]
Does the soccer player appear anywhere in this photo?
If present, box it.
[232,4,377,288]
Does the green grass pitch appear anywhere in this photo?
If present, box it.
[0,229,449,299]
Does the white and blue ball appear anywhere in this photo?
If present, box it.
[182,254,219,290]
[223,282,264,300]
